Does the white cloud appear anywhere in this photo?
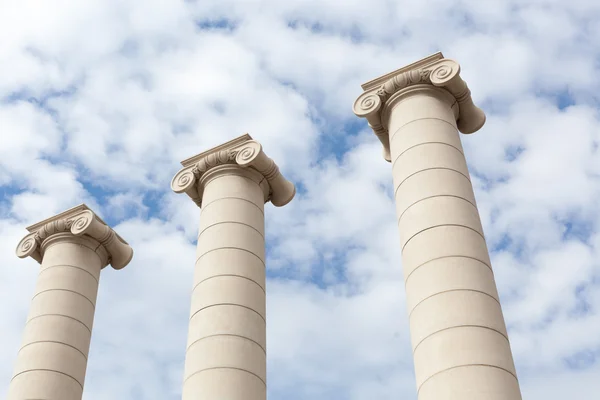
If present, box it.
[1,0,600,399]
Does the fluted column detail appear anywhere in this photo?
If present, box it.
[353,53,522,400]
[172,134,295,400]
[9,204,133,400]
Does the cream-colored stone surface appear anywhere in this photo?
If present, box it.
[409,290,508,351]
[9,205,132,400]
[392,142,470,192]
[354,54,521,399]
[186,170,267,399]
[196,223,266,264]
[193,248,266,292]
[13,342,88,387]
[172,134,294,400]
[28,290,96,331]
[35,264,99,307]
[21,314,92,357]
[8,370,83,400]
[198,197,266,238]
[190,274,267,320]
[182,369,266,400]
[394,169,477,220]
[389,119,464,160]
[185,169,268,399]
[418,365,521,400]
[402,225,491,279]
[405,257,500,313]
[399,196,483,249]
[201,173,267,210]
[187,304,267,351]
[387,89,458,134]
[413,327,517,388]
[184,335,267,383]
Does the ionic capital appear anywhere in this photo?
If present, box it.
[171,134,295,208]
[353,52,486,161]
[16,204,133,270]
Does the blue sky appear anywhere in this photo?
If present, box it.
[1,0,600,399]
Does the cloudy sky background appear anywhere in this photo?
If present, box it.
[1,0,600,398]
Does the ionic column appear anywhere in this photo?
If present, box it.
[10,204,133,400]
[353,53,522,400]
[171,134,295,400]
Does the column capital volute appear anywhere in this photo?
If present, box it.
[171,133,296,208]
[353,52,486,162]
[15,204,134,270]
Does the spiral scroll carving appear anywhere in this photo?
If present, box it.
[16,233,39,259]
[353,92,382,118]
[70,211,95,235]
[171,168,197,193]
[171,149,239,194]
[429,60,460,85]
[234,142,262,166]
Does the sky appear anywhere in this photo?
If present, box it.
[1,0,600,399]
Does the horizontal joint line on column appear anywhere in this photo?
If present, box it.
[38,264,99,284]
[412,325,510,355]
[201,196,264,215]
[183,367,266,387]
[405,255,493,286]
[394,168,471,199]
[190,303,265,323]
[392,142,464,168]
[390,117,457,142]
[187,334,266,354]
[408,289,500,319]
[401,224,485,252]
[417,364,519,396]
[10,369,83,389]
[193,275,265,294]
[196,247,265,266]
[197,221,264,240]
[398,195,478,224]
[18,340,88,360]
[31,289,95,309]
[26,314,91,333]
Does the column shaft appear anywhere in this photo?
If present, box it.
[388,88,521,399]
[183,168,267,400]
[8,234,105,400]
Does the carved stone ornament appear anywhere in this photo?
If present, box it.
[352,52,486,162]
[171,133,296,208]
[16,204,133,270]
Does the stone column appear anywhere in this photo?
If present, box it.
[353,53,522,399]
[172,134,295,400]
[10,204,133,400]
